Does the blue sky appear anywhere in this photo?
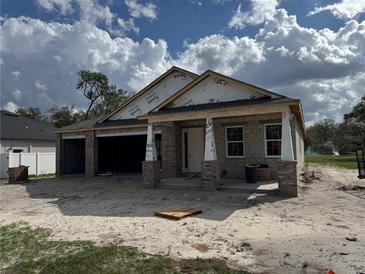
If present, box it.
[1,0,365,124]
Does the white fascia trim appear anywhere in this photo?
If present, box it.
[62,135,85,139]
[96,130,161,138]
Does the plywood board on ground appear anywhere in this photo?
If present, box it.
[154,207,202,220]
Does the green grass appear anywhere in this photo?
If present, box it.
[29,173,55,179]
[305,155,358,169]
[0,223,247,274]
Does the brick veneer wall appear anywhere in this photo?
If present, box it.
[56,133,63,177]
[214,114,287,180]
[85,131,96,178]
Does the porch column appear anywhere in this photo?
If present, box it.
[278,110,297,196]
[201,117,219,189]
[145,122,157,161]
[281,110,294,161]
[142,122,160,187]
[204,117,217,161]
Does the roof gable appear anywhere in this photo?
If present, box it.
[100,66,197,121]
[153,70,285,111]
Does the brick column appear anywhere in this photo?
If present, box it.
[277,160,298,197]
[201,160,219,190]
[142,161,160,188]
[161,122,181,178]
[56,133,63,178]
[85,131,96,178]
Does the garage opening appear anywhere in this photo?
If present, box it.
[63,138,85,175]
[97,134,161,175]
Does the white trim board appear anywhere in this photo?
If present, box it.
[62,135,85,139]
[225,126,245,158]
[96,130,161,138]
[264,123,282,158]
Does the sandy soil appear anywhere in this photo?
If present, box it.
[0,165,364,274]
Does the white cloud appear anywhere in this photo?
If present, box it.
[35,80,48,91]
[37,0,73,15]
[38,0,114,26]
[177,35,265,75]
[229,0,280,29]
[54,55,63,62]
[0,17,170,111]
[78,0,114,26]
[110,18,139,36]
[11,89,22,101]
[124,0,158,21]
[2,101,18,112]
[1,8,364,124]
[179,10,365,123]
[11,71,21,79]
[308,0,365,20]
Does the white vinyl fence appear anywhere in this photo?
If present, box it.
[0,152,56,178]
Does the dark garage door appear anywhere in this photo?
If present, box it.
[97,135,147,174]
[63,138,85,174]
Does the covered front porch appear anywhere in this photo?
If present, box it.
[159,176,279,194]
[141,101,302,197]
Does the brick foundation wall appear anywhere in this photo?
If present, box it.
[85,131,96,178]
[277,160,298,197]
[142,160,160,187]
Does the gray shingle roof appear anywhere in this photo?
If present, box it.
[58,116,103,131]
[0,110,56,141]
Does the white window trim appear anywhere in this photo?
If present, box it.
[225,126,245,158]
[264,123,282,158]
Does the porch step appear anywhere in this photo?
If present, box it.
[216,185,279,194]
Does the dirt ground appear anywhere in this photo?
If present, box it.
[0,165,364,274]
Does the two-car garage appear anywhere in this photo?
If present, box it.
[62,132,161,176]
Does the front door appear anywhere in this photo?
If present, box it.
[183,128,205,173]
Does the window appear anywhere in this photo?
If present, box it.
[226,126,244,157]
[265,124,282,157]
[12,149,23,153]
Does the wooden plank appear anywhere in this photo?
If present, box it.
[155,207,202,220]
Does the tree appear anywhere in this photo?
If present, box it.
[333,122,364,154]
[16,107,45,121]
[91,84,128,117]
[76,70,128,119]
[334,96,365,151]
[76,70,109,120]
[305,119,337,154]
[48,105,85,128]
[344,95,365,123]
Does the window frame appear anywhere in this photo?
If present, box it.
[225,126,245,158]
[264,123,282,158]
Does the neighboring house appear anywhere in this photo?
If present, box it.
[0,110,56,153]
[0,110,56,178]
[55,66,305,196]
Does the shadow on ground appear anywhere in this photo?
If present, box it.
[22,176,290,221]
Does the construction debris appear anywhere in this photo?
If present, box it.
[154,207,202,220]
